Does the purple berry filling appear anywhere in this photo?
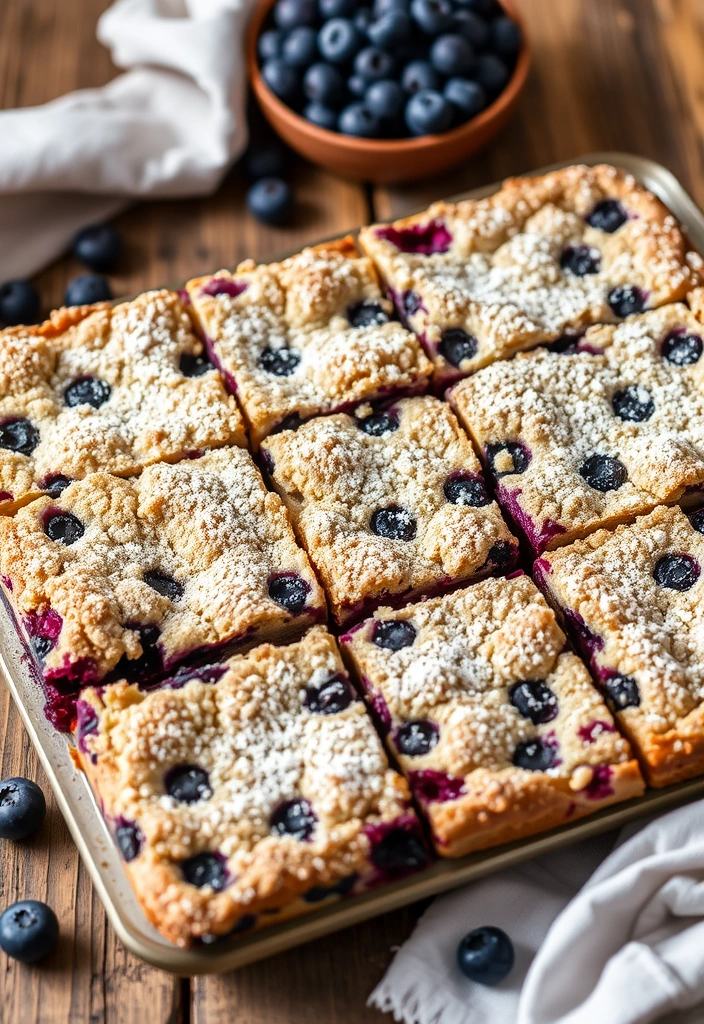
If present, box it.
[578,720,616,744]
[178,288,191,305]
[581,764,614,800]
[200,277,248,299]
[367,686,393,735]
[201,334,238,394]
[377,220,452,255]
[1,575,13,592]
[364,815,429,879]
[75,698,99,755]
[562,608,605,659]
[409,768,466,803]
[494,482,570,557]
[388,287,427,327]
[0,491,13,502]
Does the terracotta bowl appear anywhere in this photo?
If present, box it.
[247,0,530,184]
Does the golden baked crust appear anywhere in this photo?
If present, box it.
[359,164,698,384]
[538,505,704,788]
[449,300,704,553]
[0,290,246,514]
[73,628,426,946]
[341,575,644,856]
[0,448,326,695]
[261,395,517,624]
[185,237,432,446]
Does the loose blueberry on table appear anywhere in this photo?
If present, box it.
[0,900,59,964]
[71,223,122,273]
[457,925,514,985]
[0,279,40,327]
[258,0,521,138]
[64,273,112,307]
[0,777,47,841]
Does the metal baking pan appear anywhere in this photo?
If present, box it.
[2,151,704,975]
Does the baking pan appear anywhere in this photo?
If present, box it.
[2,151,704,975]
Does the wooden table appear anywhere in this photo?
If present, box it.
[1,1,703,1020]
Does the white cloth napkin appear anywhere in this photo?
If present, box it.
[370,802,704,1024]
[0,0,252,282]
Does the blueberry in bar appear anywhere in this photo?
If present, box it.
[0,291,246,515]
[0,448,325,727]
[72,627,428,947]
[449,298,704,555]
[341,575,644,856]
[358,164,698,386]
[185,237,433,446]
[536,505,704,788]
[261,395,518,625]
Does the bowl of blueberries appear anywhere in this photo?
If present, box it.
[248,0,528,183]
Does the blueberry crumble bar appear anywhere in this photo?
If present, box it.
[0,292,246,514]
[359,165,697,385]
[341,575,644,856]
[72,627,427,946]
[185,237,433,445]
[261,396,517,624]
[0,447,325,723]
[449,300,704,553]
[536,505,704,787]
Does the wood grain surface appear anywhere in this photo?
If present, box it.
[1,1,703,1022]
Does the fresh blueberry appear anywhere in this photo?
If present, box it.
[444,77,487,120]
[320,0,356,16]
[560,245,600,276]
[0,280,40,327]
[690,508,704,535]
[611,384,655,422]
[0,418,40,456]
[0,901,59,964]
[430,33,475,77]
[182,852,228,890]
[304,62,346,106]
[244,138,287,180]
[268,572,309,613]
[365,79,405,120]
[578,453,627,492]
[355,6,374,30]
[270,798,317,840]
[64,274,112,307]
[339,102,381,137]
[396,720,438,756]
[283,26,319,68]
[405,89,453,135]
[43,475,72,498]
[261,59,301,103]
[370,505,417,540]
[370,826,428,873]
[512,737,556,772]
[303,874,357,902]
[304,102,339,128]
[348,300,390,327]
[653,553,700,592]
[247,177,293,226]
[164,765,212,804]
[274,0,318,30]
[318,18,363,63]
[64,376,111,409]
[453,9,488,47]
[179,351,213,377]
[144,569,184,601]
[444,473,490,507]
[367,10,412,47]
[259,346,301,375]
[72,224,122,273]
[410,0,454,35]
[662,331,703,367]
[357,410,399,435]
[115,822,143,861]
[474,52,509,94]
[258,28,284,61]
[0,777,46,840]
[373,619,417,650]
[354,46,395,82]
[438,327,478,365]
[401,59,440,94]
[375,0,409,12]
[486,441,530,477]
[457,926,514,985]
[44,511,84,545]
[587,199,627,233]
[608,285,645,318]
[489,15,521,57]
[304,674,354,714]
[347,73,368,97]
[454,0,497,13]
[510,680,558,725]
[605,674,640,710]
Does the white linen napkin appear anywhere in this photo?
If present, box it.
[370,801,704,1024]
[0,0,253,282]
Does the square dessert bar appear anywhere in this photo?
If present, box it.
[537,505,704,788]
[359,164,698,385]
[72,627,428,946]
[261,395,518,625]
[185,236,433,445]
[0,447,325,724]
[0,291,246,514]
[341,575,644,857]
[450,299,704,554]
